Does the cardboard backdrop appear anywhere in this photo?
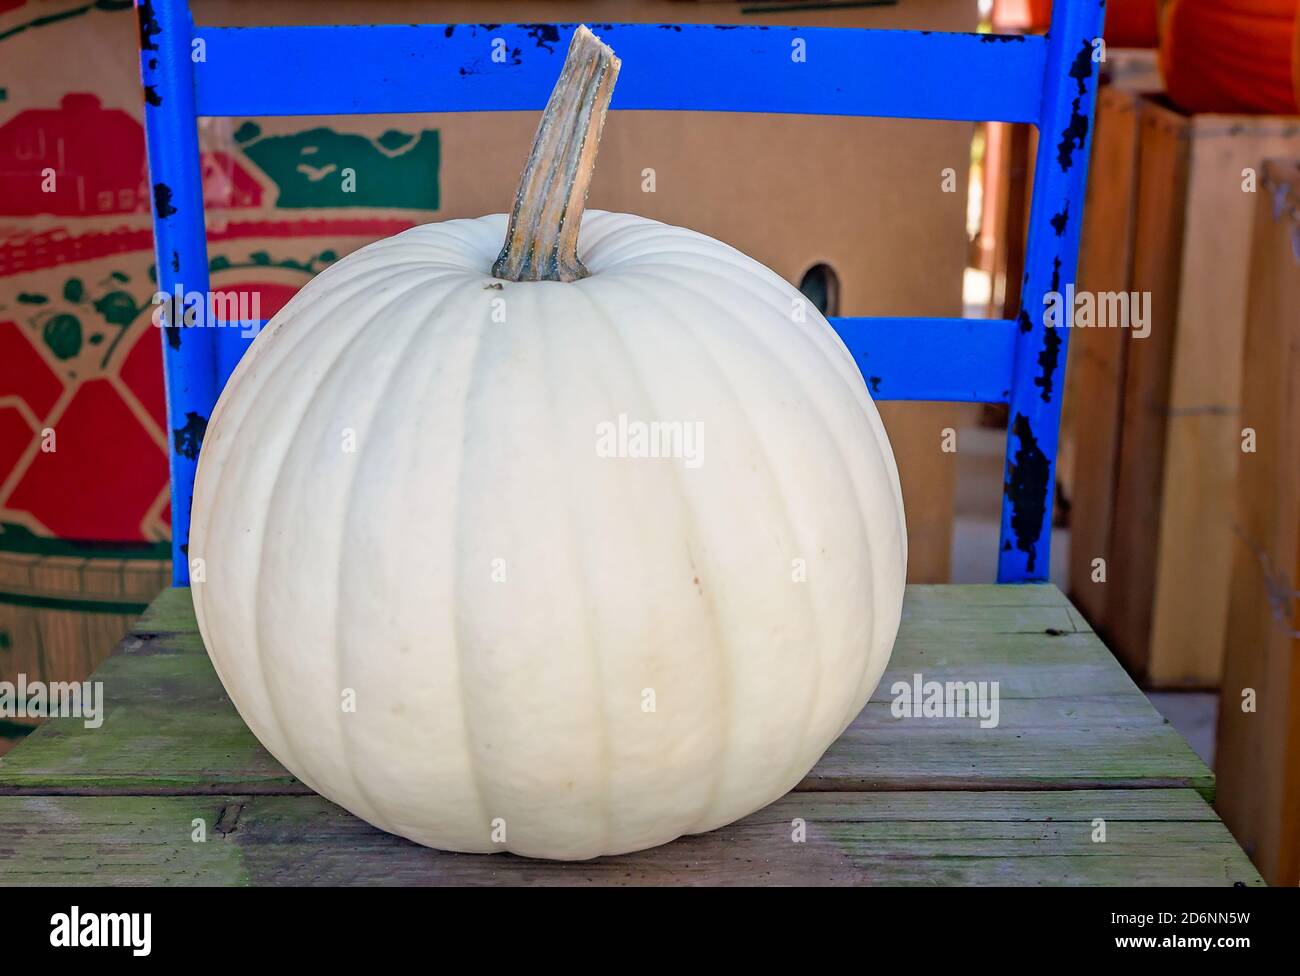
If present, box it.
[0,0,976,714]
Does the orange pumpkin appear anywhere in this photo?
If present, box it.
[1023,0,1160,47]
[1160,0,1300,114]
[1294,2,1300,107]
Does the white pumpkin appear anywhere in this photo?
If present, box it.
[190,27,906,860]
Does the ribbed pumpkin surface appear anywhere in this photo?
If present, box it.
[190,210,908,859]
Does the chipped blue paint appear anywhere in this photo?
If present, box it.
[997,1,1105,582]
[142,2,1104,584]
[137,0,216,585]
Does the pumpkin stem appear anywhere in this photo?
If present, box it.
[492,25,620,283]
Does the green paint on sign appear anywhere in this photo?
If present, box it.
[93,290,139,327]
[239,125,441,211]
[376,130,416,152]
[0,522,169,561]
[43,314,83,360]
[209,247,340,277]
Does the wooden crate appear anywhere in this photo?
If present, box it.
[1067,94,1300,686]
[1215,159,1300,887]
[1067,86,1147,633]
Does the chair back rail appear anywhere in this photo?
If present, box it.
[136,0,1106,585]
[192,24,1048,122]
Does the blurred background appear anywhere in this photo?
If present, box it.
[0,0,1297,882]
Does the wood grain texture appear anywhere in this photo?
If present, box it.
[1104,102,1190,684]
[1215,160,1300,886]
[0,790,1261,887]
[0,585,1211,799]
[0,549,169,721]
[1147,113,1300,686]
[1074,97,1300,687]
[1067,86,1143,635]
[0,584,1248,885]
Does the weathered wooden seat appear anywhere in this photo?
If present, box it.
[0,584,1259,885]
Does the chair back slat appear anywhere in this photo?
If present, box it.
[832,318,1018,403]
[194,24,1048,122]
[995,2,1102,582]
[209,316,1019,406]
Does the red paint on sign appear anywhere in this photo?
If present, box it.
[5,379,167,541]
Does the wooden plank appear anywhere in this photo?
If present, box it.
[1104,101,1191,682]
[1067,87,1144,634]
[1147,114,1300,686]
[813,699,1212,794]
[1062,96,1300,687]
[0,790,1260,887]
[0,585,1212,799]
[1215,159,1300,886]
[999,122,1034,317]
[977,120,1033,318]
[904,581,1074,608]
[974,120,1009,284]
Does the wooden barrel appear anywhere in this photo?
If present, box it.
[0,532,169,729]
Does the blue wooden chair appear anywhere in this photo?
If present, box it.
[139,0,1106,587]
[9,2,1262,885]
